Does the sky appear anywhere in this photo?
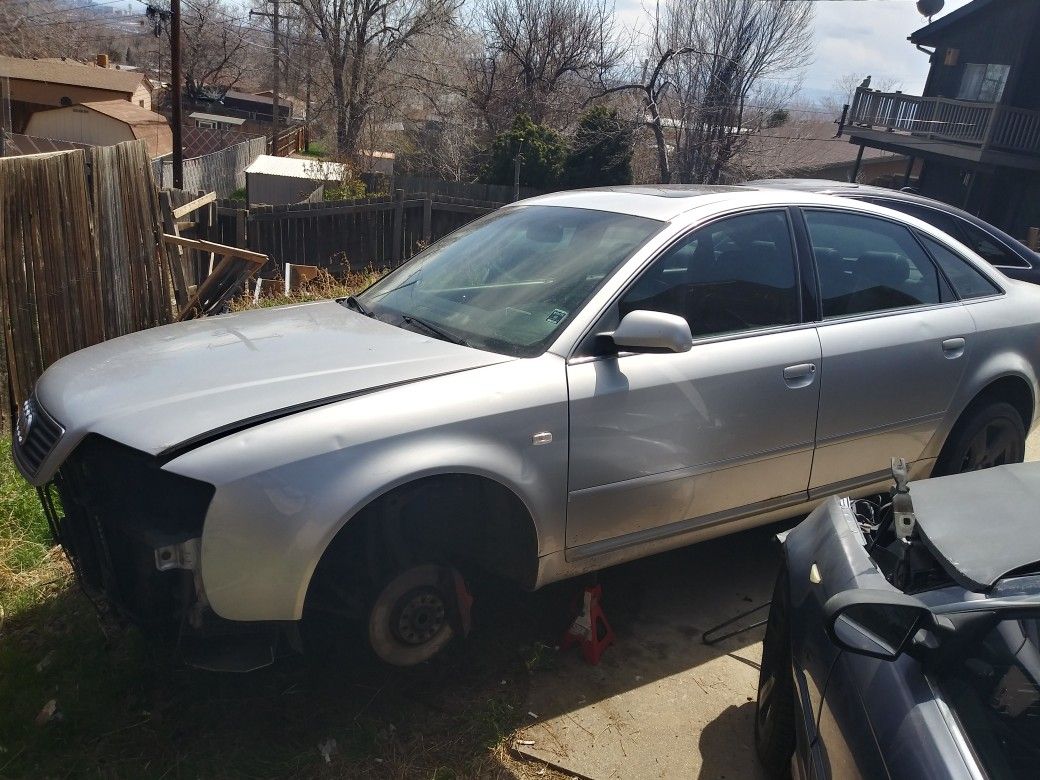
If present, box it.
[615,0,974,102]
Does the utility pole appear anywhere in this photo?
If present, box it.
[251,0,283,156]
[170,0,183,187]
[513,137,525,202]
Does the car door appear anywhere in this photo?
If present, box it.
[566,209,821,555]
[803,208,975,493]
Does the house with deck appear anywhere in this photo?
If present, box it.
[844,0,1040,241]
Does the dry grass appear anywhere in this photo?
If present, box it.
[229,266,384,312]
[0,439,70,620]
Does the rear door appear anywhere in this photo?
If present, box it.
[802,208,975,493]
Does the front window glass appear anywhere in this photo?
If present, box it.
[805,210,943,318]
[618,210,800,338]
[934,612,1040,778]
[356,206,663,357]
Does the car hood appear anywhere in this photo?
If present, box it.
[37,300,513,460]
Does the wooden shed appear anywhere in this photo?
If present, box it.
[25,101,173,159]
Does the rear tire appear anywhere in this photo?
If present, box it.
[755,569,796,779]
[934,401,1025,477]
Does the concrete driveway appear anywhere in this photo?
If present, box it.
[517,426,1040,779]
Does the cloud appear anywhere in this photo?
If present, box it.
[610,0,973,99]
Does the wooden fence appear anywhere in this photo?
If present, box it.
[362,172,539,203]
[211,190,501,275]
[153,135,266,196]
[0,141,171,424]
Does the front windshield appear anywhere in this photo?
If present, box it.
[934,612,1040,778]
[356,205,663,357]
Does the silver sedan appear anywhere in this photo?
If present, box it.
[15,186,1040,668]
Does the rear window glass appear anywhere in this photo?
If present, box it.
[804,210,943,318]
[920,235,1001,299]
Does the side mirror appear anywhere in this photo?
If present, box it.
[610,310,693,354]
[824,589,933,661]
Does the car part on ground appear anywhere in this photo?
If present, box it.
[762,460,1040,778]
[15,185,1040,669]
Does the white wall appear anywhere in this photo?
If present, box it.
[247,172,325,205]
[26,106,133,147]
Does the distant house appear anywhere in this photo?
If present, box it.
[844,0,1040,240]
[246,155,349,205]
[25,101,173,159]
[220,90,293,122]
[737,119,918,185]
[189,112,246,131]
[0,54,153,133]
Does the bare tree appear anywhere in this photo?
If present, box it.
[291,0,459,156]
[177,0,251,101]
[596,0,813,184]
[471,0,623,130]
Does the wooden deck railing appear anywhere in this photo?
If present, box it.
[848,87,1040,155]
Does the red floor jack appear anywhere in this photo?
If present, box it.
[561,584,615,665]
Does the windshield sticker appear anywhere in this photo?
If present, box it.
[546,308,568,324]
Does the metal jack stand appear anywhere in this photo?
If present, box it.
[702,602,771,645]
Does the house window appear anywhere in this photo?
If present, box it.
[196,120,216,129]
[957,63,1010,102]
[139,100,145,107]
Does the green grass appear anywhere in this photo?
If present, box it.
[0,439,65,617]
[301,141,327,158]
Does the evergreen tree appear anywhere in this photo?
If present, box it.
[480,114,568,191]
[563,106,633,188]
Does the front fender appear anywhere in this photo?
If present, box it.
[164,355,569,622]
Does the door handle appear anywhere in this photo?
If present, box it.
[783,363,817,388]
[942,337,966,358]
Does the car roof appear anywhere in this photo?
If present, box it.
[746,178,1039,260]
[518,184,881,222]
[911,463,1040,592]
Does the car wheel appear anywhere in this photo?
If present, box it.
[367,563,463,666]
[755,569,796,779]
[934,401,1026,477]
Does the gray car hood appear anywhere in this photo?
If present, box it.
[37,300,512,459]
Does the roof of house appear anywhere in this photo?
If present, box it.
[910,0,999,45]
[245,154,348,179]
[223,89,276,106]
[79,100,167,127]
[189,112,246,126]
[736,119,899,179]
[0,55,147,93]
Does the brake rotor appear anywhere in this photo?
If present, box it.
[368,564,462,666]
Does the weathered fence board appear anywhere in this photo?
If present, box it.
[0,141,174,424]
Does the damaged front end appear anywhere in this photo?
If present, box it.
[30,431,280,671]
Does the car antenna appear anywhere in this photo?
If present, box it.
[891,457,917,542]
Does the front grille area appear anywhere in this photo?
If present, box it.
[13,395,64,478]
[44,434,216,626]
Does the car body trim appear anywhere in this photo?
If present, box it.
[566,489,808,561]
[569,440,815,495]
[813,411,947,448]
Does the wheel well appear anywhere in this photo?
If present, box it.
[960,376,1034,432]
[307,475,540,612]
